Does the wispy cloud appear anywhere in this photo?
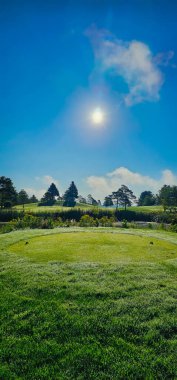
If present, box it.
[24,175,60,200]
[24,187,46,200]
[86,167,177,200]
[86,26,174,106]
[35,175,59,187]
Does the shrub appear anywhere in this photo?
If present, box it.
[99,216,116,227]
[40,218,54,229]
[122,219,128,228]
[5,215,55,231]
[169,224,177,233]
[0,223,15,234]
[148,223,153,229]
[79,215,96,227]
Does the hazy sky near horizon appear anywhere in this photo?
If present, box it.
[1,0,177,199]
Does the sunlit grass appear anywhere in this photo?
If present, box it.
[1,228,177,379]
[13,202,96,212]
[13,203,164,213]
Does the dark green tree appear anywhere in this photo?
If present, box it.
[48,183,59,198]
[63,181,78,207]
[119,185,136,210]
[159,185,177,211]
[0,176,17,208]
[40,183,60,206]
[41,191,55,204]
[138,191,156,206]
[112,185,136,211]
[103,196,113,207]
[18,189,29,210]
[29,194,38,203]
[111,189,123,210]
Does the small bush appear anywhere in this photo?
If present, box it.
[79,215,96,227]
[0,223,15,234]
[40,218,54,229]
[122,219,128,228]
[169,224,177,233]
[4,215,55,231]
[99,216,116,227]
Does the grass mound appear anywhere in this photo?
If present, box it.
[1,228,177,379]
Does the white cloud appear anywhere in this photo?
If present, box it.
[24,187,46,200]
[24,175,60,200]
[35,175,59,187]
[86,26,174,105]
[86,166,177,200]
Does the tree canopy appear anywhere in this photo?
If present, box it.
[63,181,78,207]
[158,185,177,211]
[138,191,156,206]
[18,189,29,210]
[48,183,60,198]
[111,185,136,210]
[103,196,113,207]
[0,176,17,209]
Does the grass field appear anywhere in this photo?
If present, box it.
[13,203,96,212]
[1,228,177,379]
[13,203,164,213]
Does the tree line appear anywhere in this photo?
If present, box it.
[0,176,177,211]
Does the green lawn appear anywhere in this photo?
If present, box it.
[13,202,164,214]
[1,228,177,379]
[128,205,163,213]
[13,202,96,212]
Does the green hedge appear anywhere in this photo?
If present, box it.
[0,208,176,224]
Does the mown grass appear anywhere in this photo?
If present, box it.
[13,203,163,213]
[128,205,163,213]
[1,228,177,379]
[13,203,96,212]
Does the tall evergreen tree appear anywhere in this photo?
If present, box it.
[18,189,29,210]
[63,181,78,207]
[40,183,60,205]
[41,191,55,204]
[0,176,17,208]
[29,194,38,203]
[48,183,59,198]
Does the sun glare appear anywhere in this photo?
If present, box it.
[91,108,105,125]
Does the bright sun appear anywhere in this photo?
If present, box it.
[91,108,104,125]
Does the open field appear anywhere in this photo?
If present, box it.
[13,203,164,213]
[128,205,164,213]
[1,228,177,379]
[13,202,95,212]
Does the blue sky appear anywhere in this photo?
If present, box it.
[1,0,177,200]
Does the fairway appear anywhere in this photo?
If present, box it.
[1,228,177,379]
